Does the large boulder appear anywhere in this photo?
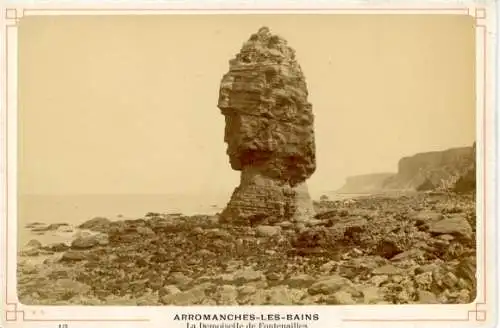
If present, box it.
[78,217,111,232]
[428,215,473,240]
[71,233,109,249]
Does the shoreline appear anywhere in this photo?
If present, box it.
[17,191,476,305]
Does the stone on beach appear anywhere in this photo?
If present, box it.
[160,287,206,305]
[372,264,403,276]
[327,291,356,305]
[60,250,87,262]
[43,242,70,253]
[78,217,111,232]
[29,223,69,232]
[308,276,353,295]
[418,290,439,304]
[428,215,473,239]
[285,274,316,288]
[71,233,109,249]
[25,239,42,249]
[219,268,265,285]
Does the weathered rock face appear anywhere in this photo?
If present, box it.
[382,146,475,191]
[453,142,476,192]
[218,27,316,223]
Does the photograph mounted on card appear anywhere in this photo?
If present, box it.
[0,2,496,327]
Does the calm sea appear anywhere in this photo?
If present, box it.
[17,193,231,247]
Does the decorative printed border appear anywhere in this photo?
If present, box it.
[1,3,496,327]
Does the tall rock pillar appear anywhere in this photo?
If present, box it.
[217,27,316,224]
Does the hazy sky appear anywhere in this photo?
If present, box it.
[18,14,476,196]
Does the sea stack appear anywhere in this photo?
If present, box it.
[217,27,316,224]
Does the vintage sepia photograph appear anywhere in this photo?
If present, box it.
[14,12,478,309]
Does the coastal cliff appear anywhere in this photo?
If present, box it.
[336,173,395,194]
[337,144,476,193]
[383,145,475,191]
[452,142,476,192]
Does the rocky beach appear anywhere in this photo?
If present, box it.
[17,191,476,306]
[16,26,477,308]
